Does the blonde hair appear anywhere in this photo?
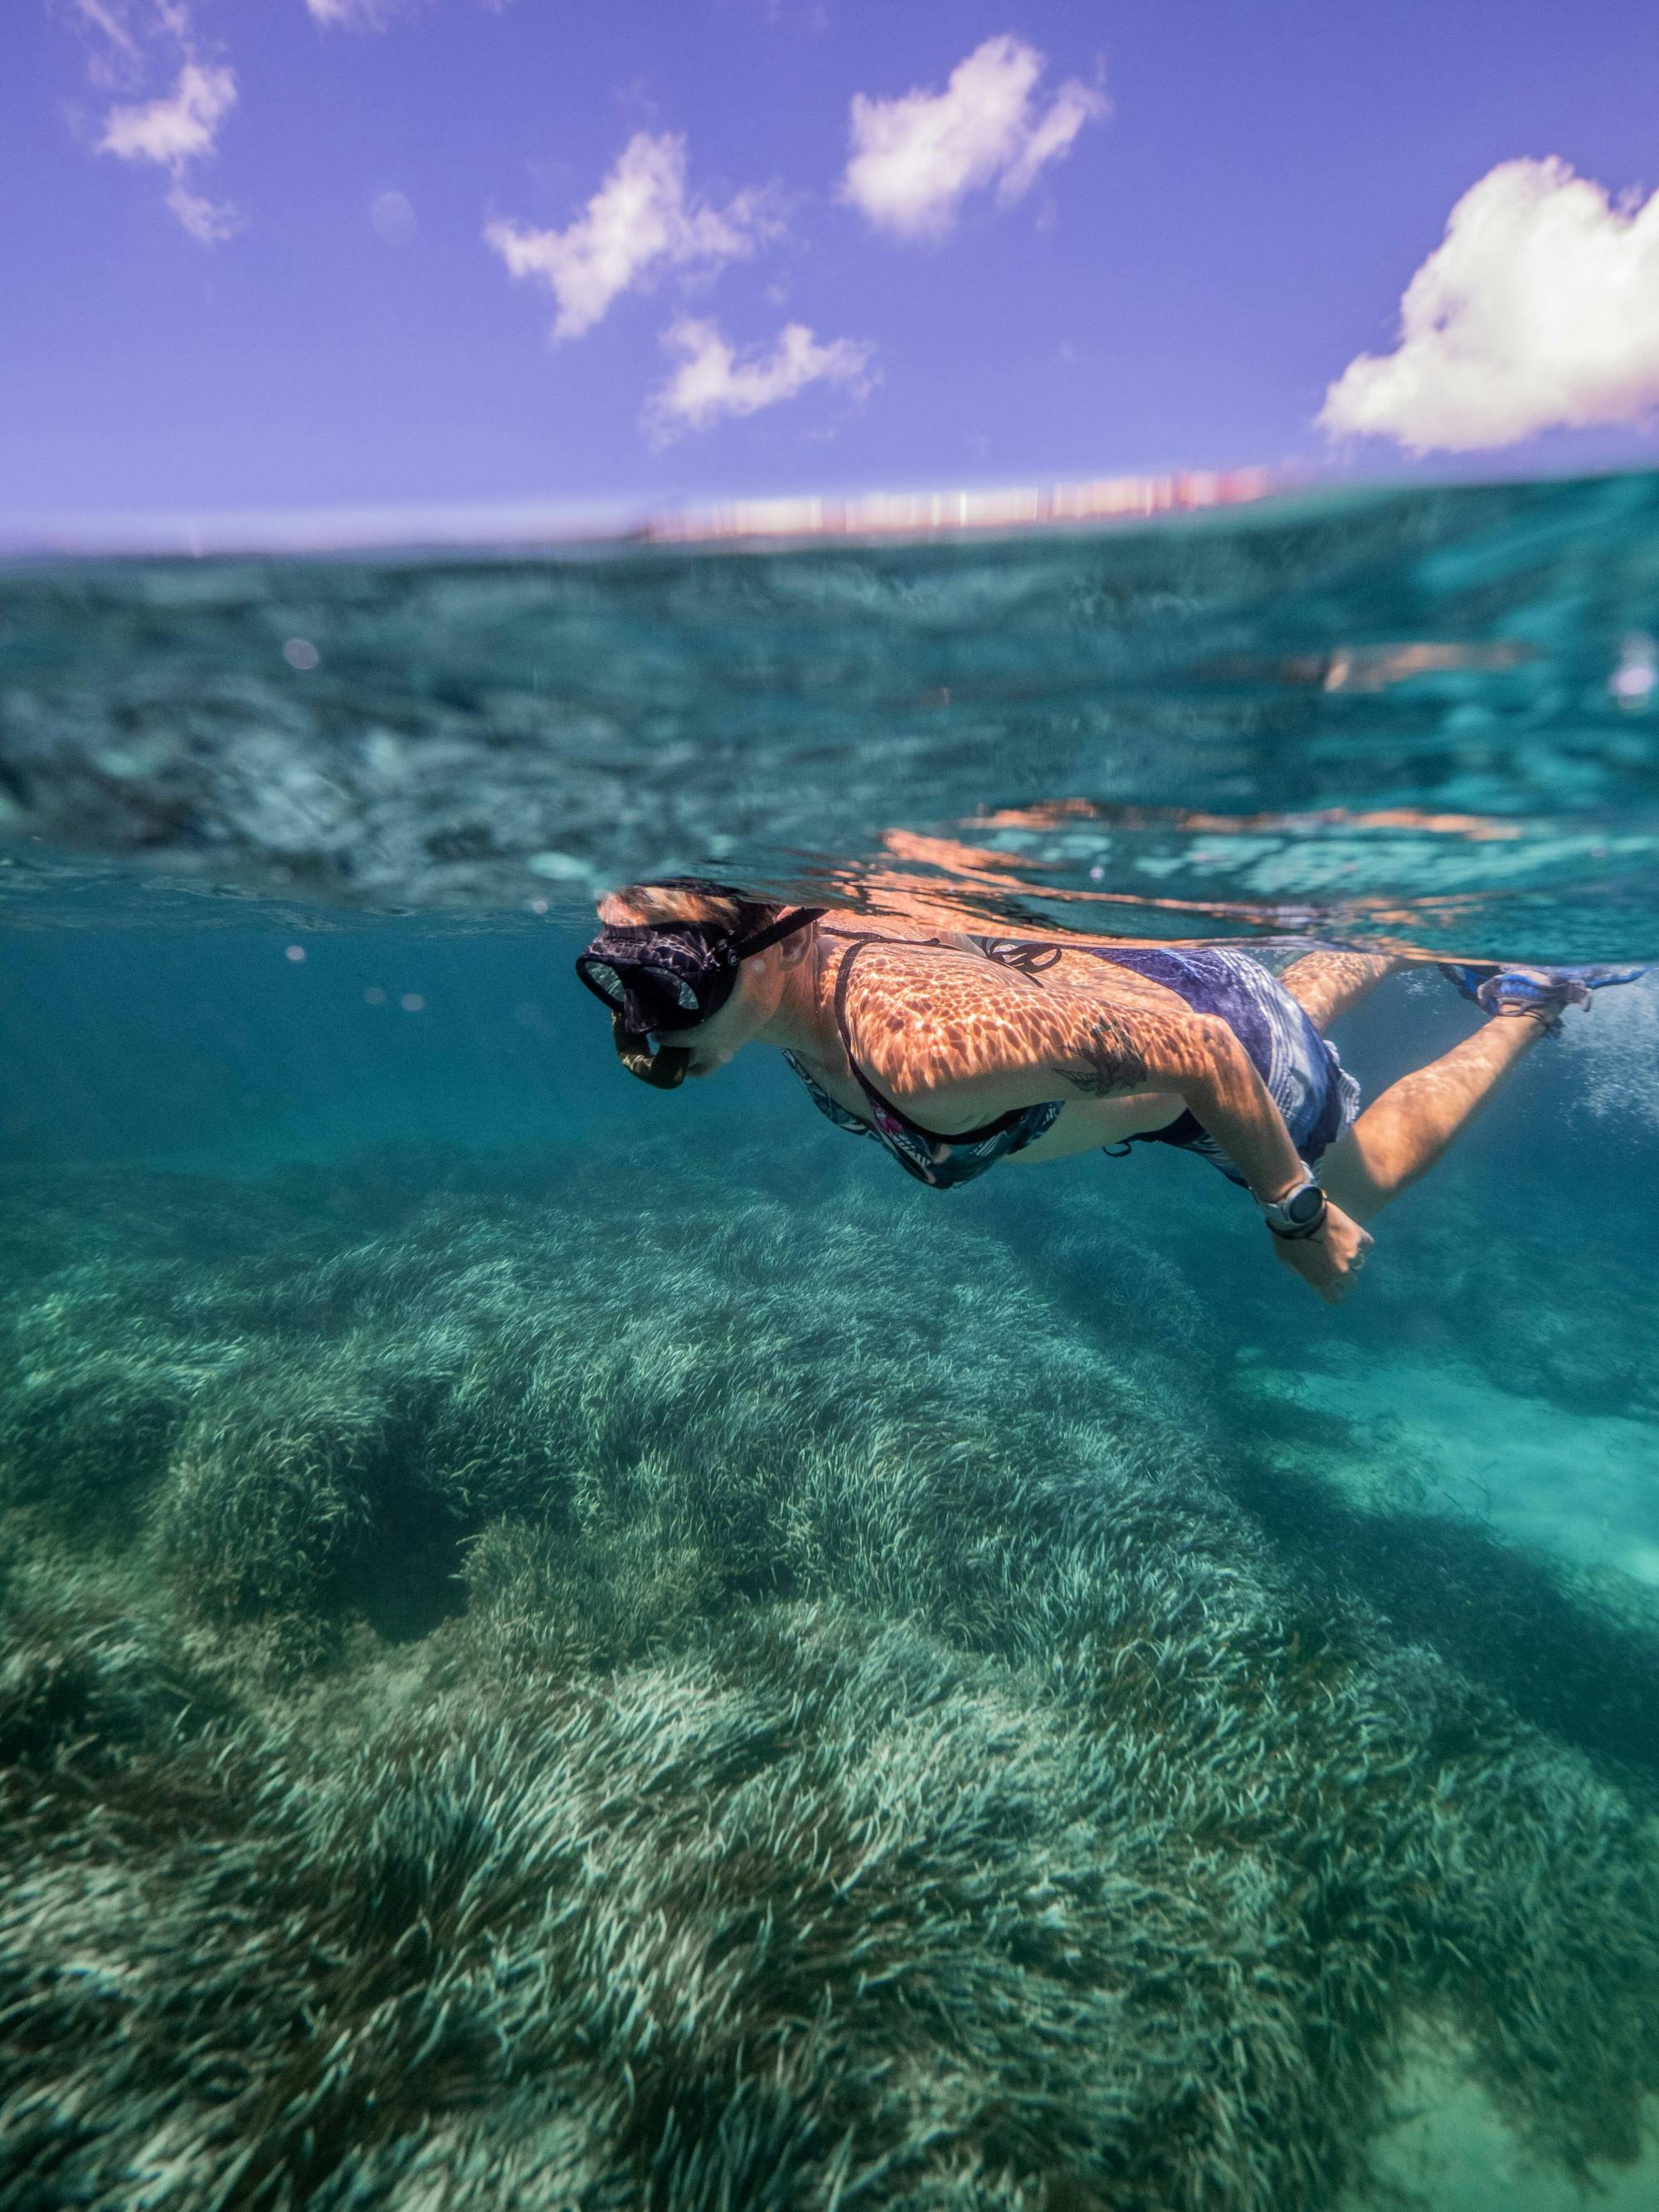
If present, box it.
[598,881,751,932]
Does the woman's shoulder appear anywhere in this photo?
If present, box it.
[825,929,1000,1008]
[826,933,1048,1101]
[822,928,1190,1102]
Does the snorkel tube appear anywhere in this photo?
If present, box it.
[611,1015,693,1089]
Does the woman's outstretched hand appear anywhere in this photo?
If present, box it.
[1272,1200,1373,1304]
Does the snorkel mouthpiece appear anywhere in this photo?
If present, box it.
[613,1015,692,1089]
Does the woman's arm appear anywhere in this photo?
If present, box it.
[844,949,1372,1300]
[1042,1004,1374,1300]
[844,949,1293,1180]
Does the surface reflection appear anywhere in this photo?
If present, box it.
[6,471,1659,960]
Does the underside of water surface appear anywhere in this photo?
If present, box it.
[2,475,1657,2210]
[3,469,1659,958]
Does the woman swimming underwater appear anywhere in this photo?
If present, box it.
[577,879,1643,1305]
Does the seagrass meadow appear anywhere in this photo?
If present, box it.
[3,1129,1658,2212]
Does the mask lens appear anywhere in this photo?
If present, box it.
[633,965,707,1028]
[577,955,708,1030]
[578,959,627,1006]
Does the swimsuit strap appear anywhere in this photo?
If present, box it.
[971,936,1066,976]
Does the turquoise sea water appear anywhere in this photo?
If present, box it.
[2,474,1658,2209]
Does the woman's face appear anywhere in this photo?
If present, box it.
[652,957,771,1077]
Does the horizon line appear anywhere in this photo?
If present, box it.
[0,464,1285,560]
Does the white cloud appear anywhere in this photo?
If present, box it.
[646,317,874,440]
[66,0,143,77]
[485,133,780,341]
[60,3,240,241]
[840,33,1106,241]
[1321,158,1659,453]
[165,181,239,243]
[99,59,235,169]
[303,0,416,27]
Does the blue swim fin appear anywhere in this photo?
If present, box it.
[1437,961,1647,1026]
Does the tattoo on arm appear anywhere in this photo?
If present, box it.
[1048,1014,1149,1098]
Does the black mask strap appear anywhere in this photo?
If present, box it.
[732,906,825,960]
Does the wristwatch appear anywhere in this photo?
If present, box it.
[1259,1168,1328,1240]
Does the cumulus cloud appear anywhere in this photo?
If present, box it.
[485,133,780,341]
[840,33,1105,241]
[163,181,237,243]
[96,56,238,240]
[646,317,874,440]
[99,58,235,166]
[58,2,239,239]
[1321,158,1659,452]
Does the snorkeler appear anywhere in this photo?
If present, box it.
[576,881,1644,1305]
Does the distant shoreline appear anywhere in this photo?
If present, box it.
[0,465,1277,560]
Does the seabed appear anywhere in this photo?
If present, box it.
[3,1133,1657,2210]
[1354,2039,1659,2210]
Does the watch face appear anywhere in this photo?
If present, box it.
[1286,1185,1324,1226]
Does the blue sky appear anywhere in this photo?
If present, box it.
[7,0,1659,537]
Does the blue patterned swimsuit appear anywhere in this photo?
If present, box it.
[782,932,1360,1193]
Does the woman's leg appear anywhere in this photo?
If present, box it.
[1278,950,1404,1032]
[1320,1013,1548,1225]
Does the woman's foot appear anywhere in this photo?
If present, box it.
[1437,961,1647,1030]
